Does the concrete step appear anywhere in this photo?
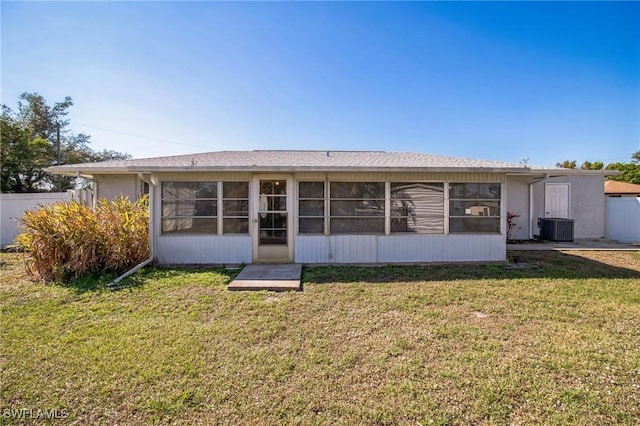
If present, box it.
[228,264,302,291]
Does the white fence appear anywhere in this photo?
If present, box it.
[0,190,92,249]
[605,197,640,243]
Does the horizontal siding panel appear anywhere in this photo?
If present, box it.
[155,172,253,181]
[294,172,328,181]
[326,172,504,182]
[157,235,251,264]
[153,172,504,184]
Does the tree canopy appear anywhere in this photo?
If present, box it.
[1,93,130,193]
[555,151,640,184]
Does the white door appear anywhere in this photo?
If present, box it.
[252,175,293,263]
[545,183,570,218]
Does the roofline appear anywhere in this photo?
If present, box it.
[46,165,532,175]
[506,169,619,177]
[605,191,640,194]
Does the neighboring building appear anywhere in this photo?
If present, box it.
[47,150,614,264]
[604,180,640,198]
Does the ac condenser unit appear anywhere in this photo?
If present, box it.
[538,218,575,242]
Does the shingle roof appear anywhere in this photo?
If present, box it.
[48,150,531,174]
[605,180,640,194]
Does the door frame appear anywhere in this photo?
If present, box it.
[544,182,571,218]
[251,174,294,263]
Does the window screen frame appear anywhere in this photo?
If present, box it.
[448,182,502,234]
[390,182,445,234]
[160,181,219,235]
[329,181,386,235]
[298,181,326,235]
[222,181,250,235]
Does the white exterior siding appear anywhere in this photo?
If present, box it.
[151,171,507,264]
[156,235,252,264]
[380,235,505,262]
[294,234,505,263]
[294,236,330,263]
[294,171,503,182]
[95,174,141,201]
[329,235,379,263]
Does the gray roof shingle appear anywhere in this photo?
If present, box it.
[48,150,532,173]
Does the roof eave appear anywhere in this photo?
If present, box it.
[47,165,531,175]
[507,169,619,177]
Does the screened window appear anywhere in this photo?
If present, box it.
[162,182,218,234]
[449,183,501,233]
[298,182,325,234]
[330,182,385,234]
[222,182,249,234]
[391,183,444,234]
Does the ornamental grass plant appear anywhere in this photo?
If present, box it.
[16,195,149,282]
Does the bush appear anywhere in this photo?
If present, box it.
[16,196,149,283]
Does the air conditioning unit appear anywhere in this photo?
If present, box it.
[538,218,575,242]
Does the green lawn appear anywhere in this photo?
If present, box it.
[1,251,639,425]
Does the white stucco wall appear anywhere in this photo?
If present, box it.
[531,175,605,239]
[505,176,531,240]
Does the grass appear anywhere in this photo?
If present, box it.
[1,250,639,425]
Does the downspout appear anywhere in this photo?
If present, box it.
[109,173,155,287]
[528,173,550,239]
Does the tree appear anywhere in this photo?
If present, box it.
[581,161,604,170]
[1,92,130,193]
[556,160,577,169]
[606,160,640,184]
[556,153,640,184]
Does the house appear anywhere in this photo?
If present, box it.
[47,150,614,264]
[604,180,640,198]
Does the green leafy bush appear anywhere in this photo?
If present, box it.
[16,196,149,282]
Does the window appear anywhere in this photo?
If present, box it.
[222,182,249,234]
[330,182,385,234]
[391,183,444,234]
[449,183,501,233]
[298,182,325,234]
[162,182,217,234]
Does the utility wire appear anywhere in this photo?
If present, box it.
[74,122,203,148]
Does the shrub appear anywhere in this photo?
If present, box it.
[16,196,149,283]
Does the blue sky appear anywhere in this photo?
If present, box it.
[2,1,639,166]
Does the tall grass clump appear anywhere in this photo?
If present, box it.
[16,195,149,283]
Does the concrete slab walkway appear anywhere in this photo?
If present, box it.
[508,238,639,251]
[229,264,302,291]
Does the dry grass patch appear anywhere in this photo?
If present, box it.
[1,250,639,425]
